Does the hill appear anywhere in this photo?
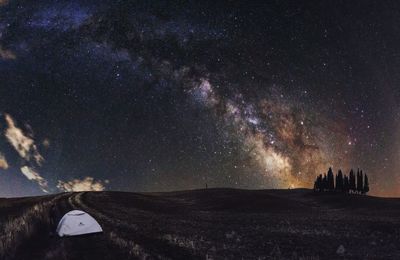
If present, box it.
[1,188,399,259]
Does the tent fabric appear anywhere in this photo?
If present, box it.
[56,210,103,237]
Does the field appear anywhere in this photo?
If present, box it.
[0,188,399,259]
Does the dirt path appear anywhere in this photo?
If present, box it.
[7,189,400,259]
[14,192,199,260]
[13,193,132,260]
[70,192,201,260]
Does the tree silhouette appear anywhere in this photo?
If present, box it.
[322,174,328,191]
[313,173,324,192]
[349,169,356,193]
[363,174,369,194]
[357,169,364,194]
[335,170,344,192]
[313,167,369,195]
[313,179,317,191]
[315,174,323,192]
[327,167,334,191]
[343,175,349,193]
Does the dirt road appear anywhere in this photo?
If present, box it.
[13,192,197,260]
[4,189,400,259]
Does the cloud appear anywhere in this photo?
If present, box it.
[57,177,107,192]
[20,166,48,193]
[0,153,8,169]
[0,45,16,60]
[3,114,49,192]
[4,114,44,165]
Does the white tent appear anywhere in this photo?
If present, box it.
[56,210,103,237]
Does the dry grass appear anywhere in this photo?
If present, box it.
[0,194,66,259]
[1,189,400,259]
[69,192,151,259]
[77,190,400,259]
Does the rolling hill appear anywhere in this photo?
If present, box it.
[1,188,399,259]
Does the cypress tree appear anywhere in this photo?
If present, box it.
[317,174,323,192]
[327,167,334,191]
[343,175,349,193]
[336,170,344,192]
[313,169,370,194]
[349,169,356,193]
[357,170,364,194]
[335,173,339,191]
[314,175,321,192]
[322,174,328,191]
[363,174,369,194]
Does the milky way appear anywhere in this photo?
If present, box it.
[0,1,399,196]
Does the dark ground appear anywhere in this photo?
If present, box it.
[1,188,400,260]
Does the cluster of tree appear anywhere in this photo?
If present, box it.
[314,167,369,194]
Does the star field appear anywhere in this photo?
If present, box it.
[0,0,399,196]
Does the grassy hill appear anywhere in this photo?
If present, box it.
[0,188,399,259]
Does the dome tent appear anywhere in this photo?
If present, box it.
[56,210,103,237]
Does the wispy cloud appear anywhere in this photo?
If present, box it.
[0,45,16,60]
[0,153,8,169]
[4,114,50,192]
[57,177,107,192]
[20,166,48,193]
[4,114,44,165]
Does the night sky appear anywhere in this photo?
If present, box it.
[0,0,399,197]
